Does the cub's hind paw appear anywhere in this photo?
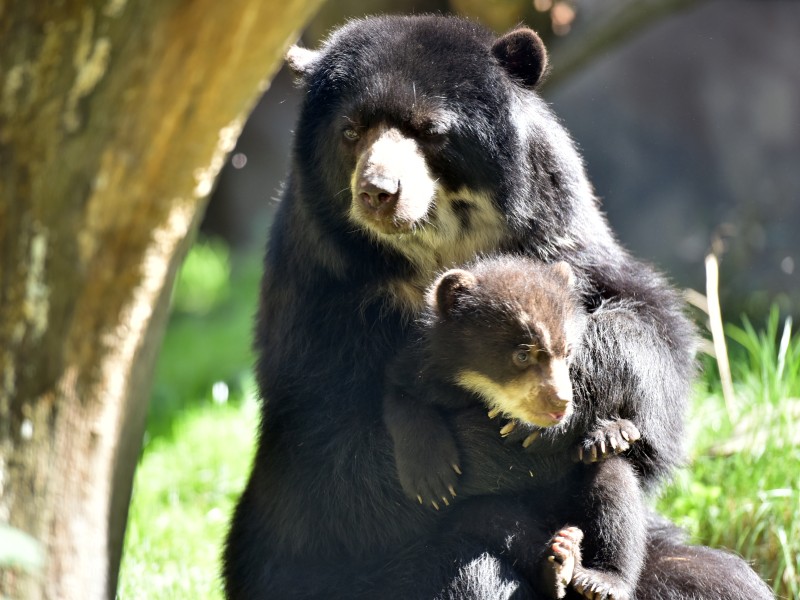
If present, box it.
[541,526,583,599]
[575,419,641,464]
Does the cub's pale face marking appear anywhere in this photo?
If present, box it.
[455,356,573,429]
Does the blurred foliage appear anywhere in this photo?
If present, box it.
[302,0,572,45]
[0,524,44,575]
[451,0,577,36]
[171,239,232,316]
[145,240,261,444]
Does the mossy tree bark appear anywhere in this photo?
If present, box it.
[0,1,322,598]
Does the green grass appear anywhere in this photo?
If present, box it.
[657,309,800,598]
[118,397,258,600]
[119,243,798,598]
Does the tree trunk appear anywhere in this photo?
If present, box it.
[0,1,322,598]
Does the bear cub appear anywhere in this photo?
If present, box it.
[384,256,645,600]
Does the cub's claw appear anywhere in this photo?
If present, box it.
[500,421,517,437]
[522,431,541,448]
[410,467,459,510]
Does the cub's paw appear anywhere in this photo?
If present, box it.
[571,567,632,600]
[395,435,460,510]
[541,526,583,599]
[574,419,641,464]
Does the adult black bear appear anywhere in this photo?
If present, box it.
[223,15,773,600]
[384,256,647,600]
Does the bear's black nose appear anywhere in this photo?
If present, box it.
[358,180,399,211]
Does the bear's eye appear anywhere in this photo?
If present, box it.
[342,128,360,141]
[420,123,446,140]
[512,348,532,368]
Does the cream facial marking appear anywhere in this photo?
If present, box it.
[377,187,508,276]
[548,358,573,404]
[348,126,435,233]
[455,369,569,428]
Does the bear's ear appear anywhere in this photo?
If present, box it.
[286,45,320,78]
[430,269,477,317]
[491,28,548,89]
[550,261,576,287]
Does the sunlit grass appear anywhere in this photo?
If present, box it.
[658,309,799,598]
[118,395,258,600]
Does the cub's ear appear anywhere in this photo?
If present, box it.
[491,28,548,89]
[286,45,320,78]
[430,269,477,317]
[550,261,576,287]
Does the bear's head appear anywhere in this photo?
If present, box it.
[425,257,584,429]
[285,17,571,274]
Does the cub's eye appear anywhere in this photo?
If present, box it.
[512,348,531,368]
[342,128,360,141]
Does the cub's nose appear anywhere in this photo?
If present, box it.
[547,392,571,413]
[358,180,399,211]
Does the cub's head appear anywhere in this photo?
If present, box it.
[425,257,585,429]
[286,16,551,272]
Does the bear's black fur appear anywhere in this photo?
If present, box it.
[384,256,647,600]
[223,15,774,600]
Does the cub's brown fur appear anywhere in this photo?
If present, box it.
[384,256,646,600]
